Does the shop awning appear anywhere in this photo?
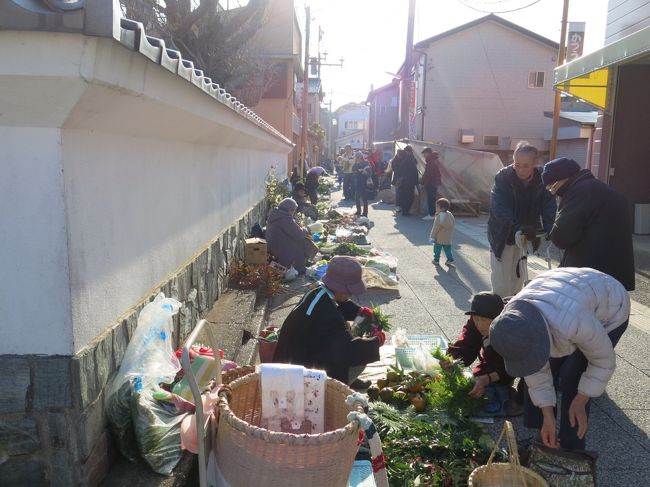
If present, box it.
[554,26,650,110]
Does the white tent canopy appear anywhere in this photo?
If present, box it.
[394,140,503,210]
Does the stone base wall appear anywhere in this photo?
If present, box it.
[0,200,267,486]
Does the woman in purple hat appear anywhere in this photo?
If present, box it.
[273,256,383,386]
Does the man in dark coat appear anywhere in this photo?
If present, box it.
[542,157,635,290]
[273,256,382,385]
[487,142,556,297]
[420,147,442,220]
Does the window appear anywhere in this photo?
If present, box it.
[528,71,545,88]
[345,121,360,129]
[483,135,499,146]
[379,105,386,115]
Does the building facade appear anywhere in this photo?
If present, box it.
[414,15,558,163]
[366,81,400,161]
[555,1,650,230]
[335,102,370,152]
[248,0,303,174]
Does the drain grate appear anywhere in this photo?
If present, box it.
[527,261,548,271]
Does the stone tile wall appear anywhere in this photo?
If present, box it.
[0,200,267,486]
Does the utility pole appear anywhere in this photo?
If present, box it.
[550,0,570,159]
[299,5,311,179]
[399,0,416,139]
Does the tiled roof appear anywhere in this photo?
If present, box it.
[118,18,292,145]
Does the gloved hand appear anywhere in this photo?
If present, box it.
[514,230,527,251]
[358,307,374,318]
[371,326,386,346]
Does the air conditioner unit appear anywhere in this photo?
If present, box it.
[459,129,475,144]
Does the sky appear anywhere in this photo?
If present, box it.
[297,0,609,111]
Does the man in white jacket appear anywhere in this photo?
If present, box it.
[490,267,630,450]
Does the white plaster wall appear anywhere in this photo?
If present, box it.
[422,21,557,151]
[0,127,73,355]
[1,31,292,354]
[62,130,276,352]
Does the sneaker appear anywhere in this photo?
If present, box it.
[422,215,434,220]
[350,378,371,390]
[445,260,455,266]
[432,260,440,265]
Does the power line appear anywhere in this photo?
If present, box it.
[456,0,543,14]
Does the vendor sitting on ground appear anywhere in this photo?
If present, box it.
[291,182,319,221]
[441,292,523,417]
[273,256,384,387]
[265,198,318,274]
[490,267,630,450]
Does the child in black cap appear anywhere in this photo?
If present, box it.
[441,291,523,417]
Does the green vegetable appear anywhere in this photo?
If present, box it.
[332,243,369,256]
[369,401,494,486]
[427,346,486,418]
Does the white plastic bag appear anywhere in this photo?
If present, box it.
[284,266,299,281]
[411,345,439,374]
[391,328,410,348]
[105,293,181,461]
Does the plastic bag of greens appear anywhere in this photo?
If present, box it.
[105,293,181,461]
[132,385,188,475]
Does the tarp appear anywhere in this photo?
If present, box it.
[394,140,503,210]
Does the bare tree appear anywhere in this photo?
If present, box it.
[120,0,276,106]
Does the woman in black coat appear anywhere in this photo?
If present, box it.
[273,256,383,384]
[542,158,635,291]
[396,147,419,216]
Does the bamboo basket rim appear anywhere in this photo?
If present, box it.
[217,371,361,445]
[468,421,549,487]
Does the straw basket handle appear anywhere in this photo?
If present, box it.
[487,420,529,486]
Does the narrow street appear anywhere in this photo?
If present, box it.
[270,187,650,486]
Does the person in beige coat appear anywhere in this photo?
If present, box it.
[429,198,455,265]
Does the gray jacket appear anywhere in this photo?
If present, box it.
[265,208,318,272]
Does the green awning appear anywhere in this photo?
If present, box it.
[554,26,650,110]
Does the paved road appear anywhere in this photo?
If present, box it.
[313,190,650,486]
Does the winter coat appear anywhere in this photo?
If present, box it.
[396,155,419,212]
[511,267,630,408]
[272,286,381,383]
[421,155,442,187]
[265,208,318,273]
[487,165,556,259]
[549,169,635,291]
[430,211,455,245]
[352,160,372,192]
[447,317,513,384]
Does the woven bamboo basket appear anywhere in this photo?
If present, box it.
[214,371,361,487]
[468,421,548,487]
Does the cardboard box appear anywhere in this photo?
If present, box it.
[245,238,268,265]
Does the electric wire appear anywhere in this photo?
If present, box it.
[456,0,543,14]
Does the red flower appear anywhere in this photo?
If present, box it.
[358,307,374,318]
[371,454,386,472]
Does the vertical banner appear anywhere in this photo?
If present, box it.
[567,22,586,62]
[408,79,417,140]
